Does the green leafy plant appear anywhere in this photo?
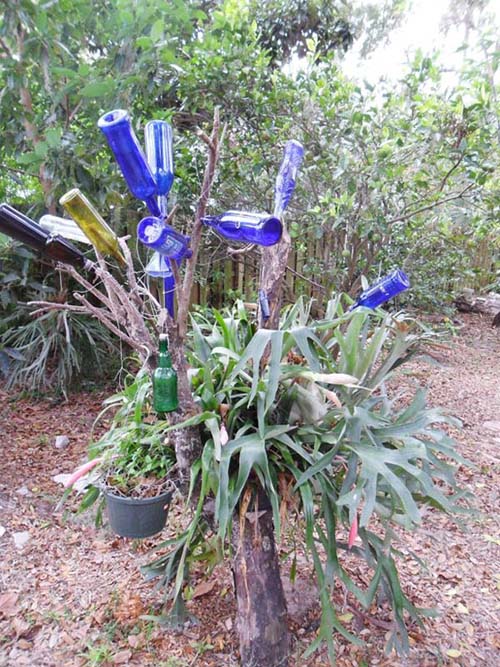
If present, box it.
[142,297,472,663]
[71,372,176,516]
[1,309,120,396]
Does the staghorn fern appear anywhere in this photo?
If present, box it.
[141,297,473,663]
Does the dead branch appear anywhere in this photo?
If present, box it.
[228,243,256,256]
[72,292,147,361]
[28,302,88,316]
[177,108,223,337]
[388,184,475,225]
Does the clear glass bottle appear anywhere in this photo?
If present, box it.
[40,214,91,245]
[202,210,282,246]
[144,253,176,318]
[153,334,178,413]
[60,189,125,265]
[98,109,161,217]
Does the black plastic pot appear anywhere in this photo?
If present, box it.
[104,488,173,538]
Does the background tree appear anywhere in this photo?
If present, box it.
[0,0,498,384]
[0,1,492,664]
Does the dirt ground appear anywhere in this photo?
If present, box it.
[0,313,499,667]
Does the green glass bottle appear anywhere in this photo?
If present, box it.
[59,188,126,266]
[153,334,178,413]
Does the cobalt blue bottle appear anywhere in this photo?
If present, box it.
[98,110,161,217]
[352,269,410,310]
[137,216,192,261]
[202,211,282,246]
[144,120,174,218]
[274,140,304,217]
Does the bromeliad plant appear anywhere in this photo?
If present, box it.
[143,296,472,662]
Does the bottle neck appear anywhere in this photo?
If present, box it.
[158,337,172,367]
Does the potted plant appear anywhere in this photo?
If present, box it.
[65,372,176,538]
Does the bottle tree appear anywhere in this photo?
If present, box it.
[3,104,465,667]
[6,108,295,666]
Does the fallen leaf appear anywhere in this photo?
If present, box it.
[220,424,229,446]
[113,592,145,623]
[0,592,19,617]
[127,633,143,648]
[338,612,354,623]
[12,617,31,638]
[48,630,60,648]
[324,388,342,408]
[113,649,132,664]
[446,649,462,658]
[13,531,31,549]
[191,580,216,599]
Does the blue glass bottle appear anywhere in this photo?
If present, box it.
[202,211,282,246]
[258,289,270,320]
[137,216,192,261]
[163,273,175,319]
[144,120,174,218]
[352,269,410,310]
[98,109,161,217]
[274,140,304,217]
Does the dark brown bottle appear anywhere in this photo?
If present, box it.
[0,203,49,251]
[0,203,92,270]
[44,234,90,268]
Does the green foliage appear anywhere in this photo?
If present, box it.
[0,238,122,393]
[75,373,175,510]
[143,299,472,661]
[1,308,120,396]
[90,372,176,482]
[1,1,498,311]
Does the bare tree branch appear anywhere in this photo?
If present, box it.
[438,154,465,192]
[72,293,142,354]
[28,302,87,316]
[177,108,223,337]
[386,184,475,225]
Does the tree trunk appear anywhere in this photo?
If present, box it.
[231,224,292,667]
[258,228,292,328]
[232,488,289,667]
[168,325,203,490]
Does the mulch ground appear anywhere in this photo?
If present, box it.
[0,313,499,667]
